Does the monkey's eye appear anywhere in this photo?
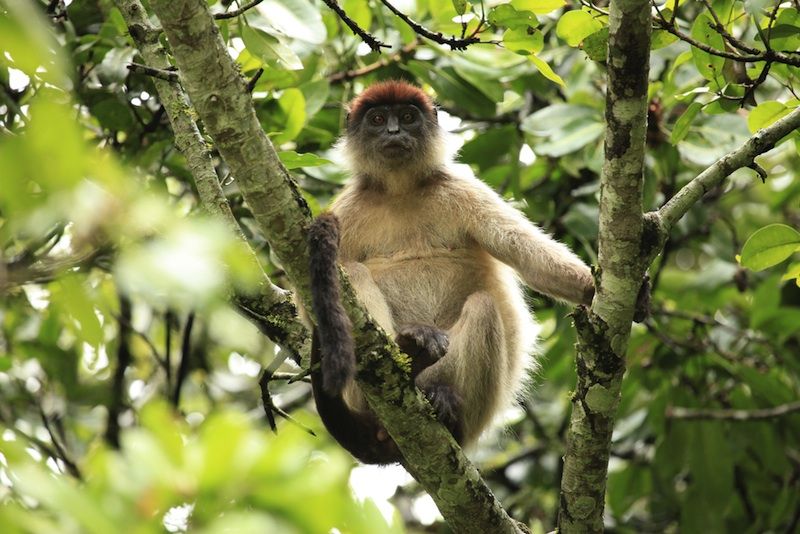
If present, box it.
[400,112,415,123]
[370,114,385,125]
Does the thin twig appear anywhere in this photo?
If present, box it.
[578,0,609,17]
[259,371,278,431]
[272,404,317,436]
[379,0,494,49]
[666,400,800,421]
[39,407,82,479]
[270,372,310,382]
[171,312,195,408]
[651,2,800,67]
[214,0,265,19]
[127,62,180,82]
[698,0,760,54]
[164,310,173,390]
[105,294,132,448]
[657,106,800,232]
[245,67,264,92]
[0,78,28,125]
[742,60,772,107]
[328,41,418,84]
[319,0,390,52]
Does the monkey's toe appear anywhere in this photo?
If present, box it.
[421,383,463,442]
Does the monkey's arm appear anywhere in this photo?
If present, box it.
[462,179,594,305]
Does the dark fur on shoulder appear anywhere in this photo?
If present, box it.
[308,213,355,395]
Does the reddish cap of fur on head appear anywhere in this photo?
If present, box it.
[347,80,436,126]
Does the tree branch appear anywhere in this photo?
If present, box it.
[657,107,800,232]
[666,401,800,421]
[145,0,524,531]
[114,0,311,371]
[126,62,179,82]
[105,294,132,449]
[1,246,104,292]
[378,0,492,49]
[328,41,418,84]
[651,2,800,67]
[319,0,390,52]
[214,0,265,19]
[697,0,761,55]
[39,407,82,479]
[558,0,652,530]
[171,312,195,408]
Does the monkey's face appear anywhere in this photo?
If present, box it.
[349,104,436,165]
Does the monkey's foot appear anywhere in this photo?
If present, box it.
[420,383,463,443]
[396,324,449,376]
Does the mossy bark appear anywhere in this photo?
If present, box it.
[114,0,310,363]
[557,0,651,531]
[144,1,525,531]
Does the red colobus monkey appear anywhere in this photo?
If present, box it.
[308,80,595,464]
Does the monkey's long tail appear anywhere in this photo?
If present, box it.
[307,213,355,395]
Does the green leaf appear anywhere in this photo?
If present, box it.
[535,121,603,156]
[521,104,597,135]
[489,4,538,29]
[670,101,702,144]
[278,151,331,169]
[503,27,544,55]
[781,262,800,285]
[556,10,603,47]
[405,62,497,117]
[459,125,518,169]
[240,25,303,71]
[342,0,372,29]
[747,101,791,133]
[581,27,608,62]
[529,54,564,86]
[452,0,468,15]
[299,79,330,117]
[0,0,68,86]
[91,98,135,132]
[54,276,104,348]
[275,88,307,143]
[651,29,678,49]
[740,224,800,271]
[690,13,725,86]
[512,0,565,15]
[764,9,800,50]
[257,0,327,45]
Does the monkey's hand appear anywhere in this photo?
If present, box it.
[633,275,651,323]
[395,324,449,377]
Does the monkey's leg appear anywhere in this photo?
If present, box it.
[415,291,507,445]
[343,262,395,337]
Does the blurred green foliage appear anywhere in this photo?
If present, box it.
[1,0,799,532]
[1,403,399,533]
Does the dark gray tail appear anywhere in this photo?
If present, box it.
[307,213,355,395]
[308,214,402,464]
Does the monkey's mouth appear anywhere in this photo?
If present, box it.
[383,140,410,155]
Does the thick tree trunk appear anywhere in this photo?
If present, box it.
[557,0,651,531]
